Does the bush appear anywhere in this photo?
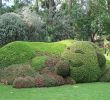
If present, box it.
[62,41,102,83]
[34,73,45,87]
[31,56,48,71]
[13,76,35,88]
[40,67,56,74]
[0,41,35,67]
[99,67,110,82]
[56,59,70,77]
[0,63,36,84]
[64,77,76,84]
[0,13,28,45]
[97,52,106,68]
[45,57,59,67]
[35,73,65,87]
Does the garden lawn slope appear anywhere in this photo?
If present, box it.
[0,40,74,67]
[0,83,110,100]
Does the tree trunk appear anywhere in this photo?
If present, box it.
[108,0,110,16]
[90,32,96,42]
[68,0,72,10]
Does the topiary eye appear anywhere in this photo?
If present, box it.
[75,49,85,54]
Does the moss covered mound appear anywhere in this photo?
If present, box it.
[0,41,35,67]
[62,41,105,83]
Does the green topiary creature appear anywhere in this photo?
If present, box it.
[62,41,106,83]
[0,41,35,67]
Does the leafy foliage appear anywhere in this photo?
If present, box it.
[31,56,48,71]
[13,76,35,88]
[0,13,28,45]
[0,63,36,84]
[62,41,103,82]
[0,41,35,67]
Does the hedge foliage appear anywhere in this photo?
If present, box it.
[99,67,110,82]
[0,41,35,67]
[62,41,104,83]
[31,56,48,71]
[0,63,36,84]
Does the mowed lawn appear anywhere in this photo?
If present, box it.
[0,82,110,100]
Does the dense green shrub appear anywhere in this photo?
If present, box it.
[0,41,35,67]
[31,56,48,71]
[0,63,36,84]
[13,76,35,88]
[97,52,106,68]
[99,67,110,82]
[62,41,102,83]
[0,13,28,45]
[56,59,70,77]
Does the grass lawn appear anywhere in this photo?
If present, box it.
[0,82,110,100]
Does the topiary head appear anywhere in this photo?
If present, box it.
[62,41,105,83]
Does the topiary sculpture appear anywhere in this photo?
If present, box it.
[61,41,106,83]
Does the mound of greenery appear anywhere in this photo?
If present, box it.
[62,41,105,83]
[31,56,48,71]
[0,40,73,68]
[0,41,35,67]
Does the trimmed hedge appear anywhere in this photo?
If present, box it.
[62,41,103,83]
[31,56,48,71]
[0,41,35,67]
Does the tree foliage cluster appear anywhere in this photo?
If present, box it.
[0,0,110,45]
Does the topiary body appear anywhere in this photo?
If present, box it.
[0,41,35,67]
[62,41,105,83]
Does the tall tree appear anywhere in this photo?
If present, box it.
[108,0,110,15]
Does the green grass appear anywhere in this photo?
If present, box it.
[0,83,110,100]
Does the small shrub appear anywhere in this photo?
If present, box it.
[99,67,110,82]
[45,57,59,67]
[45,73,65,86]
[0,63,36,85]
[56,59,70,77]
[64,77,76,84]
[35,73,65,87]
[40,67,56,74]
[13,76,35,88]
[34,73,45,87]
[31,56,48,71]
[97,52,106,68]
